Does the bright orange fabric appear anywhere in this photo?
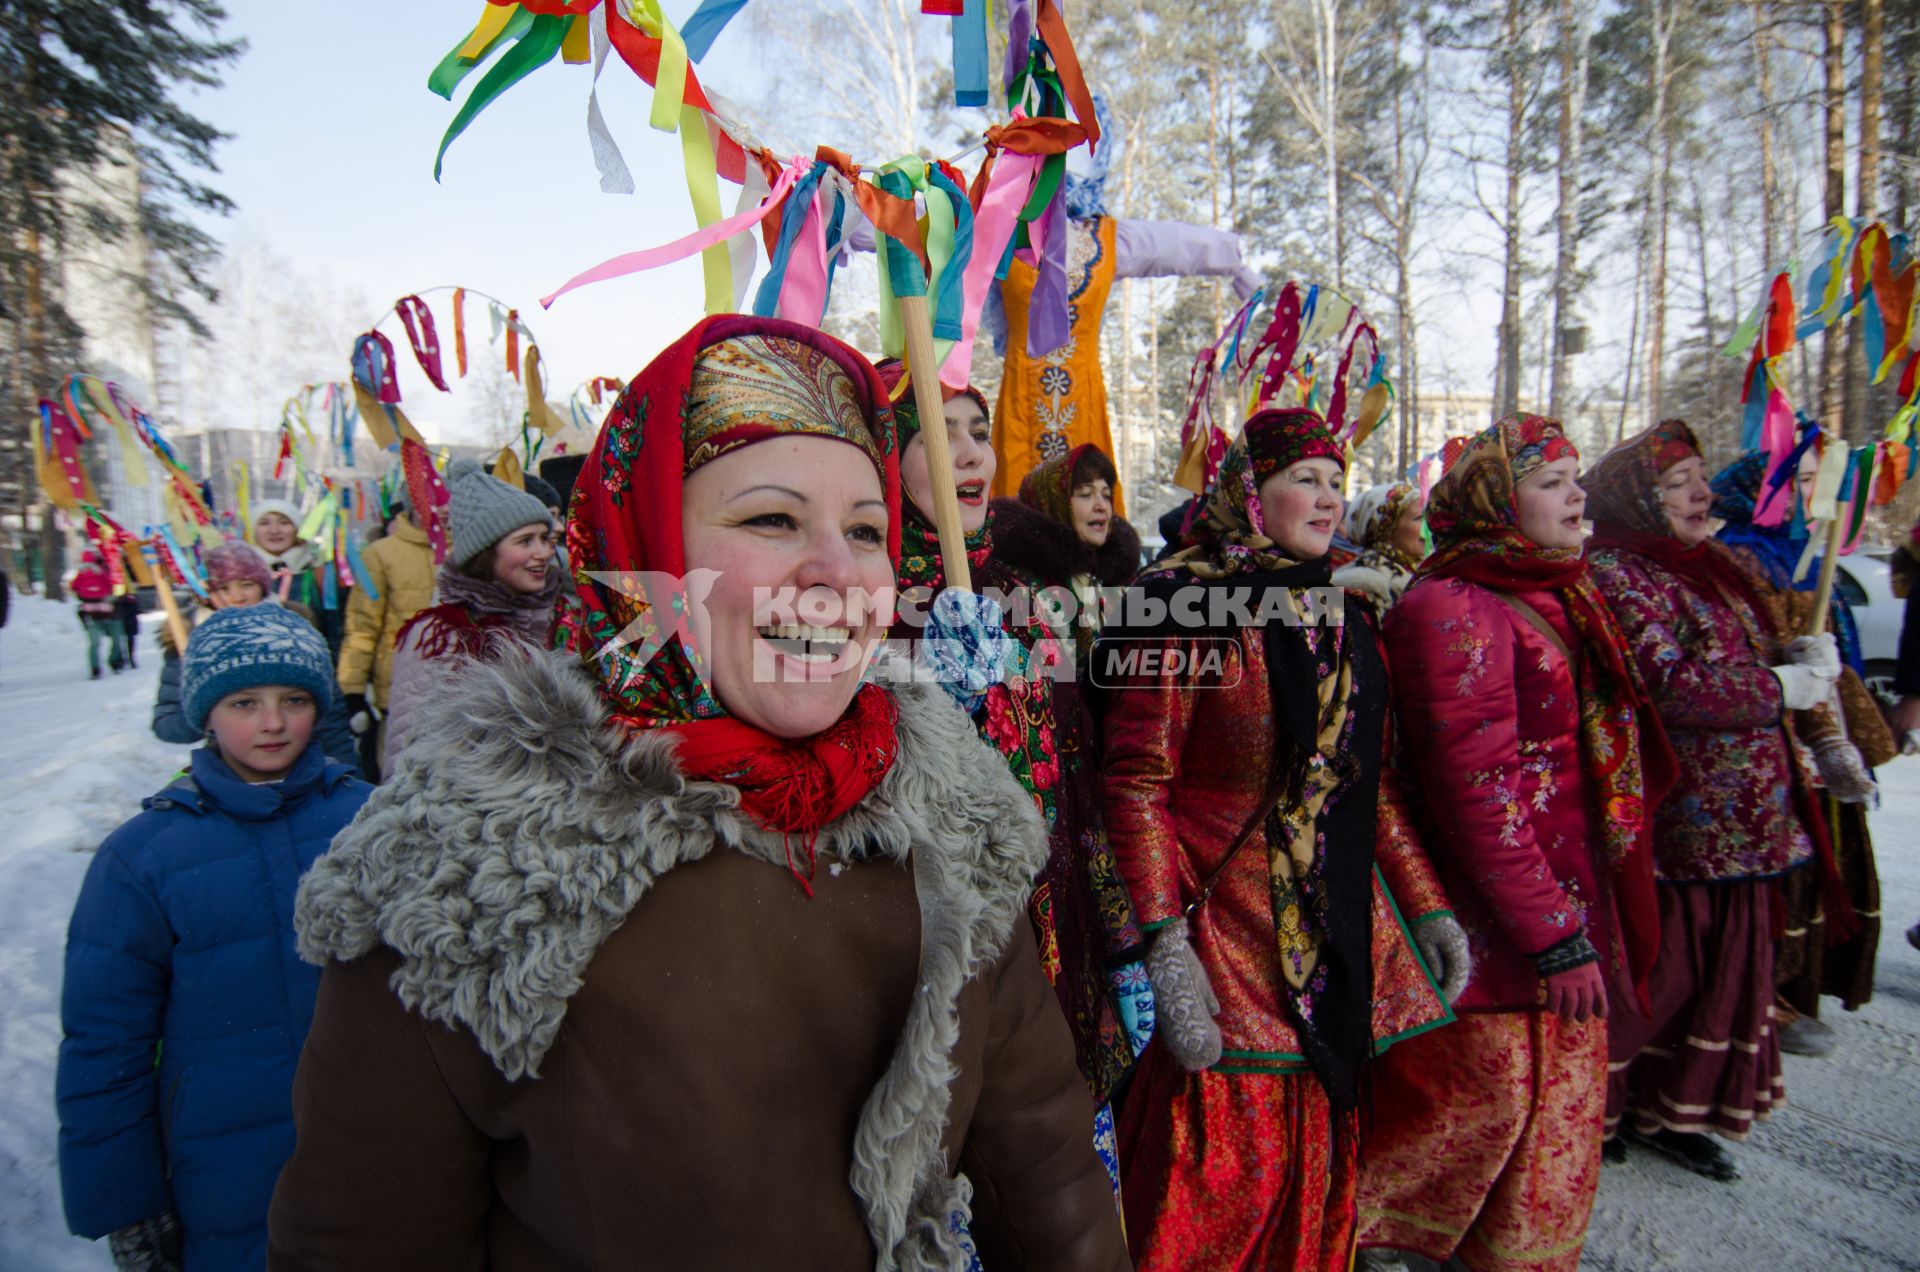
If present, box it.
[993,216,1124,515]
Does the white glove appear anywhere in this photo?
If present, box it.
[1785,633,1841,679]
[1414,915,1472,1004]
[1813,738,1876,804]
[1144,917,1222,1072]
[1771,664,1833,711]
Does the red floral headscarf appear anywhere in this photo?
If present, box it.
[554,315,904,895]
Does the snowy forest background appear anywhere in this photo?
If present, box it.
[734,0,1920,528]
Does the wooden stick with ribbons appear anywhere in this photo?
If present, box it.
[878,187,972,594]
[149,547,192,653]
[1805,513,1845,638]
[896,296,972,594]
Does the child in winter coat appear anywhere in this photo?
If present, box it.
[335,493,436,776]
[73,550,128,679]
[152,543,359,769]
[248,498,349,659]
[58,603,373,1272]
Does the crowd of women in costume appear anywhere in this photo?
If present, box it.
[55,310,1904,1272]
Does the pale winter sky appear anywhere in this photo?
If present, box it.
[176,0,768,439]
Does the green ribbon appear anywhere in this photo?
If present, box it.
[434,13,570,181]
[427,7,536,100]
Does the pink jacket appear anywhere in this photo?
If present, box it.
[1384,577,1615,1012]
[72,564,117,616]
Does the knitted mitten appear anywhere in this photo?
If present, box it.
[1813,737,1876,804]
[1145,918,1221,1072]
[108,1211,183,1272]
[1413,914,1472,1003]
[918,588,1014,716]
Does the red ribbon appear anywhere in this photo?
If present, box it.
[604,4,748,184]
[397,295,449,391]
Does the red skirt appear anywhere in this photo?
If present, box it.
[1357,1010,1604,1271]
[1117,1041,1357,1272]
[1606,879,1783,1141]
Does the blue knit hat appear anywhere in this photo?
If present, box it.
[180,603,337,733]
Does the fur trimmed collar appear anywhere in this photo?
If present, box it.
[987,496,1140,590]
[295,647,1046,1270]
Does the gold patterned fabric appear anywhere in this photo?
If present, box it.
[1358,1011,1606,1272]
[683,334,884,475]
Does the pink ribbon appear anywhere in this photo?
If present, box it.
[543,159,808,308]
[941,149,1044,389]
[775,185,831,325]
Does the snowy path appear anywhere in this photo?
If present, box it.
[1,592,1917,1269]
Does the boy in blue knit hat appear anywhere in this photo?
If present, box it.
[56,604,373,1272]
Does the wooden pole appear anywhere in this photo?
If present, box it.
[897,294,973,594]
[150,550,191,653]
[1806,514,1845,637]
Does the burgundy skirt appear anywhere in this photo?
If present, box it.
[1605,879,1784,1142]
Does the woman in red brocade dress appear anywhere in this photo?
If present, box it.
[1097,407,1460,1272]
[1355,415,1673,1272]
[1586,419,1848,1182]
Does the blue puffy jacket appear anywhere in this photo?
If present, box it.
[57,743,371,1270]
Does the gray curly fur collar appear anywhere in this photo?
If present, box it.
[295,647,1046,1271]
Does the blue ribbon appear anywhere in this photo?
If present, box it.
[680,0,750,62]
[343,530,379,600]
[751,162,826,318]
[925,164,975,343]
[952,0,989,107]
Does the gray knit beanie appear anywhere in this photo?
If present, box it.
[445,458,553,567]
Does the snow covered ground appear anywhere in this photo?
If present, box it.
[1,590,1916,1269]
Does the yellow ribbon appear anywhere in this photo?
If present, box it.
[561,11,591,63]
[458,3,519,59]
[1811,215,1856,323]
[230,460,252,538]
[494,447,527,489]
[627,0,730,312]
[81,377,150,486]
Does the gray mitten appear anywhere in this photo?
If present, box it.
[1414,914,1472,1004]
[1144,917,1222,1072]
[108,1210,183,1272]
[1813,738,1876,804]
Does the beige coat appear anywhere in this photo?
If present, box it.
[335,517,434,706]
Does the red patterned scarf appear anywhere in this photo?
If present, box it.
[553,315,906,895]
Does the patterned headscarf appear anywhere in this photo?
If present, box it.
[1245,406,1345,486]
[1146,408,1344,581]
[1583,418,1703,537]
[1424,413,1581,563]
[1346,481,1423,573]
[1018,443,1116,528]
[683,334,887,477]
[556,316,901,730]
[871,358,990,449]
